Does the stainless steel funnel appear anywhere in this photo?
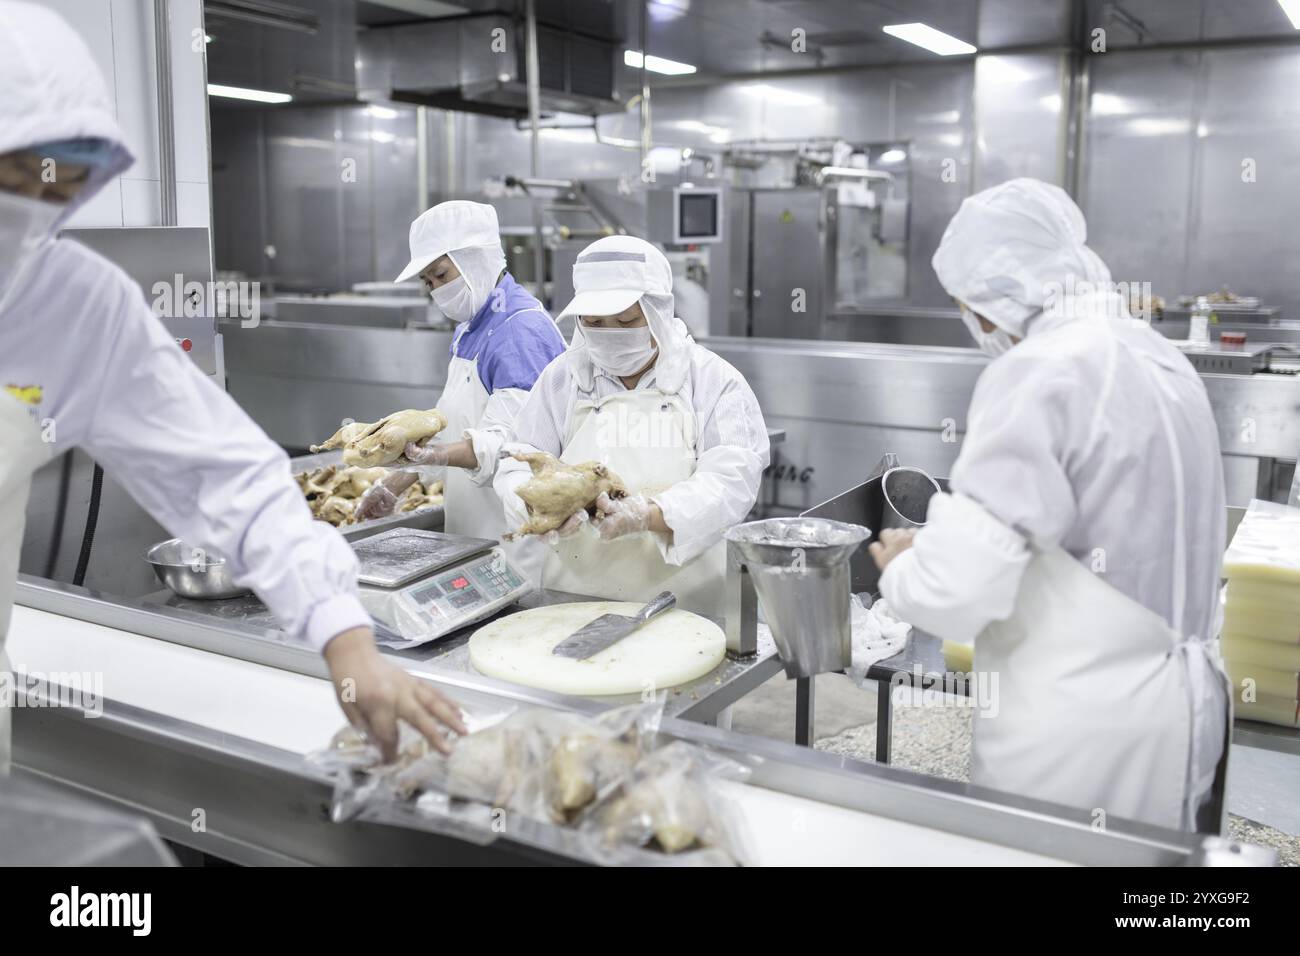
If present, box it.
[880,466,940,530]
[725,518,870,679]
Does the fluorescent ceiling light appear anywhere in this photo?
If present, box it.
[1090,92,1133,115]
[1279,0,1300,29]
[741,83,820,106]
[882,23,976,56]
[649,0,690,21]
[540,128,595,143]
[624,50,697,75]
[1127,118,1190,136]
[674,119,727,136]
[208,83,292,104]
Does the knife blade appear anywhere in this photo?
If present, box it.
[551,591,677,660]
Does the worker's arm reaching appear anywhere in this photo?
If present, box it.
[67,248,464,756]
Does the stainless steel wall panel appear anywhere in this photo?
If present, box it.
[1084,43,1300,322]
[220,321,455,449]
[974,52,1067,189]
[1186,46,1300,320]
[1080,49,1199,305]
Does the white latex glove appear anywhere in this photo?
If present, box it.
[542,509,588,546]
[593,492,653,541]
[404,440,453,466]
[355,471,418,522]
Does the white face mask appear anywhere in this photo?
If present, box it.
[0,190,63,301]
[960,304,1015,358]
[583,325,657,376]
[430,274,475,324]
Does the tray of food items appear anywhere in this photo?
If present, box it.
[293,406,451,538]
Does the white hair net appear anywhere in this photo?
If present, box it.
[447,243,508,317]
[931,178,1114,338]
[395,200,506,315]
[559,236,693,394]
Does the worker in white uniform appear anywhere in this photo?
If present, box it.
[494,236,770,618]
[356,201,564,584]
[869,178,1230,832]
[0,1,464,770]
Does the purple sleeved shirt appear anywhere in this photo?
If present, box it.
[450,272,565,392]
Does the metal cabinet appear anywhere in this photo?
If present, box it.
[749,189,828,340]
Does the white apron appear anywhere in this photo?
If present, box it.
[438,338,544,586]
[973,547,1229,830]
[542,388,726,618]
[972,332,1231,832]
[0,392,51,773]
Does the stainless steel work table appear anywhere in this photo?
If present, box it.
[138,584,784,724]
[13,576,1256,866]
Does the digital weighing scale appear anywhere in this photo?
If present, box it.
[351,528,531,649]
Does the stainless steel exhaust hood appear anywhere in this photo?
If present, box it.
[356,12,624,118]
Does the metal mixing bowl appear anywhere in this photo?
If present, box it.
[145,538,251,600]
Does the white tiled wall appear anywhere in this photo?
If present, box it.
[37,0,211,230]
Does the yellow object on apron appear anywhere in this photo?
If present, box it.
[0,392,52,773]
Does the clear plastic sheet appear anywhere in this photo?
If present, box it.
[846,594,912,687]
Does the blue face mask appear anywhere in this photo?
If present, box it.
[37,138,123,174]
[960,304,1015,358]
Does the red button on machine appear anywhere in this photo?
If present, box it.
[179,338,193,352]
[451,577,469,590]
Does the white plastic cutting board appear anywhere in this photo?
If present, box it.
[468,602,725,696]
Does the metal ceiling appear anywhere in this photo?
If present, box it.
[203,0,1300,105]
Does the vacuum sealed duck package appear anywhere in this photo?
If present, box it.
[307,698,665,839]
[578,740,756,867]
[306,696,758,862]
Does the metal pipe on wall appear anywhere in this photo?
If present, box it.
[524,0,545,302]
[416,106,429,214]
[154,0,177,227]
[1063,0,1089,198]
[639,0,651,171]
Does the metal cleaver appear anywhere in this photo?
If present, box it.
[551,591,677,660]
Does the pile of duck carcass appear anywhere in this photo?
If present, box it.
[296,465,443,527]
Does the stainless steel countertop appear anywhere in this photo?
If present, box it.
[141,583,781,722]
[14,574,1230,867]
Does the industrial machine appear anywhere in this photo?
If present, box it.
[726,145,912,341]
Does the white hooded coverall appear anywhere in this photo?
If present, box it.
[881,179,1231,831]
[0,2,372,766]
[494,237,770,618]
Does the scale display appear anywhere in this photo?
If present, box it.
[358,546,529,649]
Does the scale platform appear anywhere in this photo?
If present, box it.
[352,528,530,649]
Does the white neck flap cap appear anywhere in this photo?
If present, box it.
[931,178,1115,339]
[0,1,136,231]
[559,235,693,394]
[395,200,504,284]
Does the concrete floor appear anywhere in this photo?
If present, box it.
[729,672,1299,866]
